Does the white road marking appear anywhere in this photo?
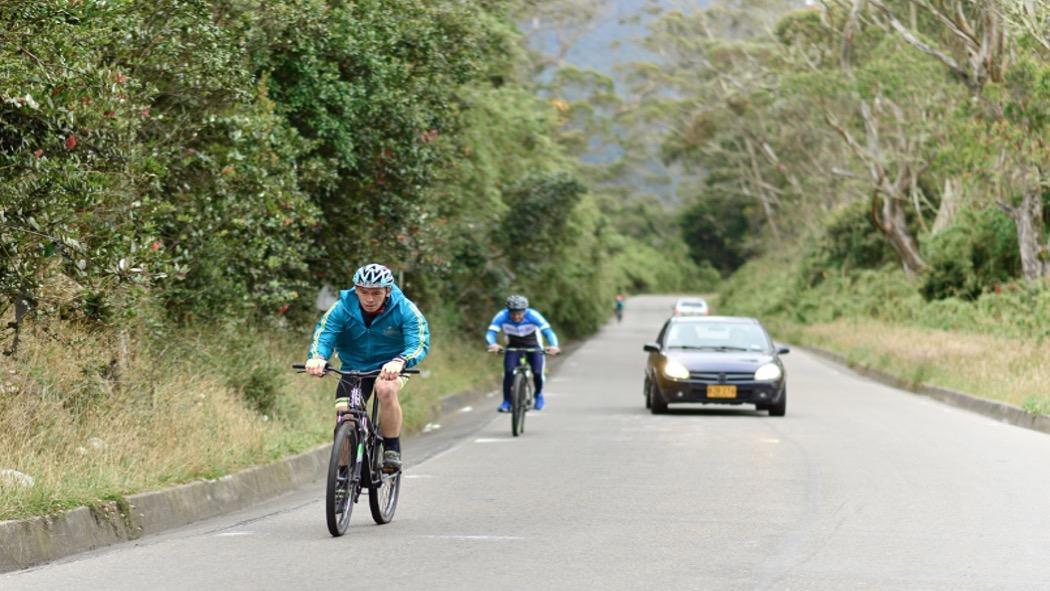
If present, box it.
[422,423,441,433]
[420,535,524,541]
[474,438,513,443]
[760,438,781,444]
[215,532,254,537]
[405,474,435,479]
[459,406,473,413]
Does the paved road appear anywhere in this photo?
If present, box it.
[5,295,1050,590]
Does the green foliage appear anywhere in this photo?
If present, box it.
[798,200,896,287]
[499,173,585,267]
[920,207,1020,300]
[720,247,1050,343]
[679,184,757,274]
[2,0,702,363]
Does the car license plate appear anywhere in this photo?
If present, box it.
[707,385,737,399]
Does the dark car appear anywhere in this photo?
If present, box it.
[643,316,789,416]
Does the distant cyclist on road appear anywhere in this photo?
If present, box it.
[304,263,430,471]
[614,294,625,323]
[486,294,560,412]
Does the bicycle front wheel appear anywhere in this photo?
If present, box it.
[511,371,527,437]
[326,421,360,536]
[368,440,402,524]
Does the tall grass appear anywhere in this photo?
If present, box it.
[0,318,496,520]
[774,319,1050,410]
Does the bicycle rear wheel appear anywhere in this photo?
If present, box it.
[326,421,360,536]
[368,439,402,524]
[511,372,527,437]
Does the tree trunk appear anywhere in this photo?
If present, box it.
[880,191,928,275]
[743,137,782,241]
[931,178,961,234]
[1000,190,1046,281]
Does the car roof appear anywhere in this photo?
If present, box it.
[675,297,707,303]
[668,315,759,325]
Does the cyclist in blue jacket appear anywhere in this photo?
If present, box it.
[305,263,430,470]
[486,294,560,412]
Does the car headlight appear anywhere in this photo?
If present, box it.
[754,363,782,381]
[663,358,690,380]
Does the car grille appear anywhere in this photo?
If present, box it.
[689,371,754,383]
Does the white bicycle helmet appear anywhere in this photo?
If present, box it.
[506,294,528,311]
[353,263,395,288]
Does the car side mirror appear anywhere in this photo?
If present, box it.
[643,342,660,353]
[777,346,790,355]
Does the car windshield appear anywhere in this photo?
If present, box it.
[678,300,706,309]
[665,322,769,352]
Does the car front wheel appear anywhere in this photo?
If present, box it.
[650,383,668,414]
[644,377,652,409]
[769,387,786,417]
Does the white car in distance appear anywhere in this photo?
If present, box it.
[672,297,709,317]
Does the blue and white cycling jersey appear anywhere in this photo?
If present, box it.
[486,308,559,348]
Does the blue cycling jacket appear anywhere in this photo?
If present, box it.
[486,308,559,348]
[309,285,429,372]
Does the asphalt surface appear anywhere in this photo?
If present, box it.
[5,295,1050,590]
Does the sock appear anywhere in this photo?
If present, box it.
[385,437,401,453]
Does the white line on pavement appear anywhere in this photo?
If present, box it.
[419,535,524,541]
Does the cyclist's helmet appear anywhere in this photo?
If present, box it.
[506,294,528,311]
[353,263,395,288]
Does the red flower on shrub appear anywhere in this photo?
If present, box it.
[150,241,162,251]
[65,135,77,150]
[277,304,290,315]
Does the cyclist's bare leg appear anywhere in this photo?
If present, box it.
[374,378,403,439]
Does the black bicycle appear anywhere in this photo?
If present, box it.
[492,347,549,437]
[293,363,418,536]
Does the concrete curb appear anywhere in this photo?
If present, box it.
[801,344,1050,436]
[0,442,333,573]
[0,381,500,573]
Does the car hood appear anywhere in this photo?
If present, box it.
[666,350,775,372]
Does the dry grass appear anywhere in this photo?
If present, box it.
[787,319,1050,411]
[0,318,496,520]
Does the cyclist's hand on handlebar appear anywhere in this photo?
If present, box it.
[487,343,503,353]
[546,346,561,356]
[305,358,328,377]
[380,358,405,381]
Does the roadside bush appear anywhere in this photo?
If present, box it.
[799,199,896,287]
[920,207,1019,301]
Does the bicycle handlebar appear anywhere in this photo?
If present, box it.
[291,363,420,376]
[489,346,555,354]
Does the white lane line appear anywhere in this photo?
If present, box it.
[405,474,435,479]
[760,438,781,444]
[474,438,513,443]
[420,535,524,541]
[215,532,254,537]
[459,406,473,413]
[422,423,441,433]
